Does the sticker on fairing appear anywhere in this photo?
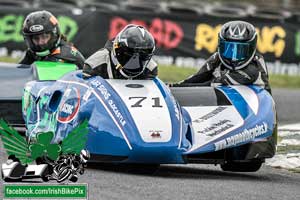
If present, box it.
[214,122,268,151]
[184,105,244,153]
[57,87,80,123]
[107,80,172,143]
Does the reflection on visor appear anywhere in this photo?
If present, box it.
[122,53,151,71]
[219,40,252,61]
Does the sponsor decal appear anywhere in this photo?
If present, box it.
[82,88,92,102]
[57,88,80,123]
[108,99,126,126]
[61,103,74,114]
[91,80,110,99]
[91,79,126,126]
[150,130,162,138]
[125,83,144,88]
[198,119,234,137]
[193,106,227,123]
[214,122,268,151]
[29,25,44,32]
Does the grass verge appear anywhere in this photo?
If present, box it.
[1,57,299,88]
[159,64,300,89]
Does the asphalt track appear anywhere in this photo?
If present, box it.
[272,88,300,124]
[0,88,300,200]
[81,163,300,200]
[1,159,299,200]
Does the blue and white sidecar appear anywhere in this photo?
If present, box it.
[23,63,277,172]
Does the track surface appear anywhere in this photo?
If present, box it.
[272,88,300,124]
[1,160,299,200]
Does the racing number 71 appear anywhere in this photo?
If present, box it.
[128,97,162,108]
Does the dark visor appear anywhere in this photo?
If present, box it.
[122,52,151,71]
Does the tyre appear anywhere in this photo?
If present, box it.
[41,175,50,182]
[78,168,84,175]
[3,177,22,182]
[57,167,71,183]
[69,174,78,182]
[220,161,263,172]
[8,155,20,162]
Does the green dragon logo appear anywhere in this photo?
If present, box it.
[0,120,89,182]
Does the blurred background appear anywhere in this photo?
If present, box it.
[0,0,300,86]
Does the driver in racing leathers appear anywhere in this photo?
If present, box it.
[172,21,271,94]
[82,24,157,79]
[20,10,85,69]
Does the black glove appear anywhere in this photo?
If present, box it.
[167,83,181,87]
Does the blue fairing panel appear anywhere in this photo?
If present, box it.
[184,85,275,155]
[23,69,276,164]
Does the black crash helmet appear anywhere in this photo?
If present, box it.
[112,24,155,79]
[22,10,60,56]
[218,21,257,70]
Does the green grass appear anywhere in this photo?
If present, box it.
[158,65,198,83]
[0,56,20,63]
[1,57,300,88]
[159,64,300,89]
[269,74,300,89]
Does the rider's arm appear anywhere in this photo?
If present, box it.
[19,50,36,65]
[142,59,158,79]
[174,53,219,86]
[82,63,109,79]
[54,44,85,69]
[214,63,259,85]
[71,48,85,70]
[82,49,110,79]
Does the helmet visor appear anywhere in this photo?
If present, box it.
[31,33,51,50]
[117,47,153,77]
[25,31,57,53]
[219,40,255,62]
[122,52,152,75]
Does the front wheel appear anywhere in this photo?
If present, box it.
[56,167,72,183]
[41,175,50,182]
[220,160,263,172]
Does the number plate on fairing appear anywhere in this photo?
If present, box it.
[107,80,172,143]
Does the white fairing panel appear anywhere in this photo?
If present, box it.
[107,80,172,143]
[230,86,259,115]
[2,162,20,178]
[184,106,244,153]
[25,164,48,176]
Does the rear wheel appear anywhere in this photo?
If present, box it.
[3,177,22,182]
[220,160,263,172]
[69,174,78,182]
[41,175,50,182]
